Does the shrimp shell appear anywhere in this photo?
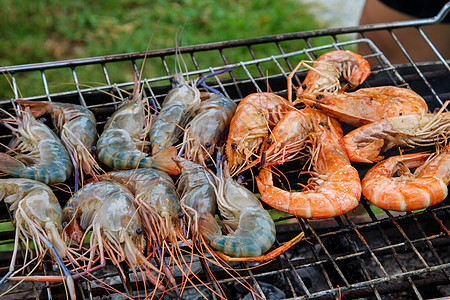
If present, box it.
[106,168,180,239]
[182,92,237,165]
[176,158,218,237]
[96,94,179,174]
[0,109,73,184]
[15,100,99,177]
[362,147,450,211]
[263,107,343,166]
[290,50,370,99]
[0,178,65,257]
[62,180,165,288]
[226,92,294,175]
[150,80,201,155]
[297,86,429,127]
[257,121,361,219]
[305,50,370,92]
[204,161,276,257]
[343,111,450,163]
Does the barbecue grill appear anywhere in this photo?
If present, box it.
[0,3,449,300]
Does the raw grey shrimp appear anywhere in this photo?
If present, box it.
[287,50,371,101]
[343,102,450,163]
[149,74,201,155]
[182,92,237,166]
[207,160,276,257]
[0,108,73,185]
[226,92,294,176]
[62,181,168,294]
[362,146,450,211]
[200,159,303,261]
[16,100,100,181]
[297,86,429,127]
[96,86,180,175]
[176,157,218,240]
[102,168,182,295]
[105,168,180,241]
[0,178,75,299]
[257,121,361,219]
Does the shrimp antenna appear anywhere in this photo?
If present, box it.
[174,26,189,83]
[195,66,237,96]
[1,67,23,102]
[135,13,165,99]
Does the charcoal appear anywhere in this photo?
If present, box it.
[241,282,285,300]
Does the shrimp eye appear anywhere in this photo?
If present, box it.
[52,264,59,272]
[205,141,211,148]
[91,145,97,153]
[128,94,134,100]
[178,212,185,218]
[237,175,244,184]
[62,222,68,228]
[316,94,324,100]
[136,228,143,235]
[301,84,307,89]
[231,142,237,149]
[267,138,272,145]
[38,117,47,123]
[319,121,326,127]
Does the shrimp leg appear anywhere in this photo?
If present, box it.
[140,210,181,297]
[6,235,76,300]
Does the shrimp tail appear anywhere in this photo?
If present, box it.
[15,100,51,118]
[150,146,180,175]
[0,153,25,176]
[198,212,221,242]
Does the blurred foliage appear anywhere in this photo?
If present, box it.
[0,0,332,98]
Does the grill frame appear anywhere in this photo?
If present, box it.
[0,3,449,300]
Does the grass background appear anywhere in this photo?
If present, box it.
[0,0,329,65]
[0,0,336,99]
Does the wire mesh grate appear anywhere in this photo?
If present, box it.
[0,4,449,299]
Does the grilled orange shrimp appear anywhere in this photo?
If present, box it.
[297,86,429,127]
[96,86,180,175]
[0,178,75,299]
[149,75,201,155]
[257,121,361,219]
[62,181,168,294]
[362,145,450,211]
[182,92,237,165]
[263,107,342,166]
[287,50,370,101]
[15,100,99,181]
[226,92,294,175]
[343,105,450,163]
[0,109,73,184]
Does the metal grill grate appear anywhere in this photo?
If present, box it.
[0,3,449,300]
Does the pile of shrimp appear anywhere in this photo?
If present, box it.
[0,48,448,300]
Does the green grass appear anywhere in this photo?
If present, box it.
[0,0,331,99]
